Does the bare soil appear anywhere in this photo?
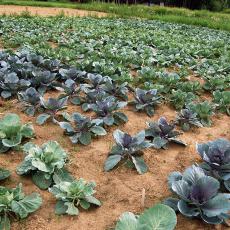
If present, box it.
[0,92,229,230]
[0,5,107,17]
[0,7,228,228]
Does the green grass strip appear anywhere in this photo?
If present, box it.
[0,1,230,32]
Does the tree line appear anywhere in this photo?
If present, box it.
[163,0,230,11]
[68,0,230,11]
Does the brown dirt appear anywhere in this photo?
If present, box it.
[0,5,107,17]
[47,41,58,49]
[0,90,229,230]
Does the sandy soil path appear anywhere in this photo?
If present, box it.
[0,5,108,17]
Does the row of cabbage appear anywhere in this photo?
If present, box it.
[0,50,229,229]
[0,17,230,82]
[1,115,229,228]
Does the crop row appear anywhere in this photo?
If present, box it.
[0,49,229,229]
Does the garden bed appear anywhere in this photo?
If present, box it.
[0,15,229,230]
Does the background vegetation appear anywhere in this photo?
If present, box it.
[0,0,230,32]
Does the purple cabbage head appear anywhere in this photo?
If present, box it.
[165,165,230,224]
[196,138,230,191]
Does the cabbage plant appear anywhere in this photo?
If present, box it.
[102,79,128,101]
[115,204,177,230]
[18,87,41,116]
[104,129,151,174]
[0,113,34,153]
[30,70,56,94]
[59,112,107,145]
[175,108,203,131]
[80,73,108,93]
[177,81,201,93]
[145,117,186,149]
[77,90,109,112]
[0,72,30,99]
[130,88,161,117]
[59,68,86,82]
[0,168,10,181]
[164,165,230,225]
[17,141,72,190]
[49,178,101,216]
[197,138,230,192]
[188,101,214,127]
[213,91,230,115]
[203,77,227,92]
[89,96,128,126]
[170,89,197,110]
[0,183,42,230]
[36,96,68,125]
[55,79,80,105]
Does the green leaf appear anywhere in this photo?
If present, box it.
[125,159,135,169]
[32,171,52,190]
[163,198,179,211]
[31,159,49,173]
[20,124,34,138]
[181,123,190,132]
[82,103,90,112]
[104,155,122,171]
[79,132,91,145]
[0,168,11,181]
[36,114,51,125]
[25,106,36,117]
[0,131,6,139]
[16,158,35,175]
[61,112,72,122]
[152,137,168,149]
[1,91,11,99]
[55,200,68,215]
[11,193,42,219]
[0,113,20,126]
[85,196,101,206]
[146,107,154,117]
[104,116,114,126]
[2,134,22,147]
[90,126,107,136]
[80,200,90,210]
[0,215,10,230]
[53,168,74,184]
[138,204,177,230]
[65,202,79,215]
[70,97,81,105]
[131,156,148,174]
[0,141,9,153]
[23,142,36,153]
[114,112,128,124]
[115,212,138,230]
[202,194,230,217]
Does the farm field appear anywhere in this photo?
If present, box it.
[0,13,229,230]
[0,5,107,17]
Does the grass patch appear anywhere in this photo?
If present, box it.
[0,0,78,8]
[0,1,230,31]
